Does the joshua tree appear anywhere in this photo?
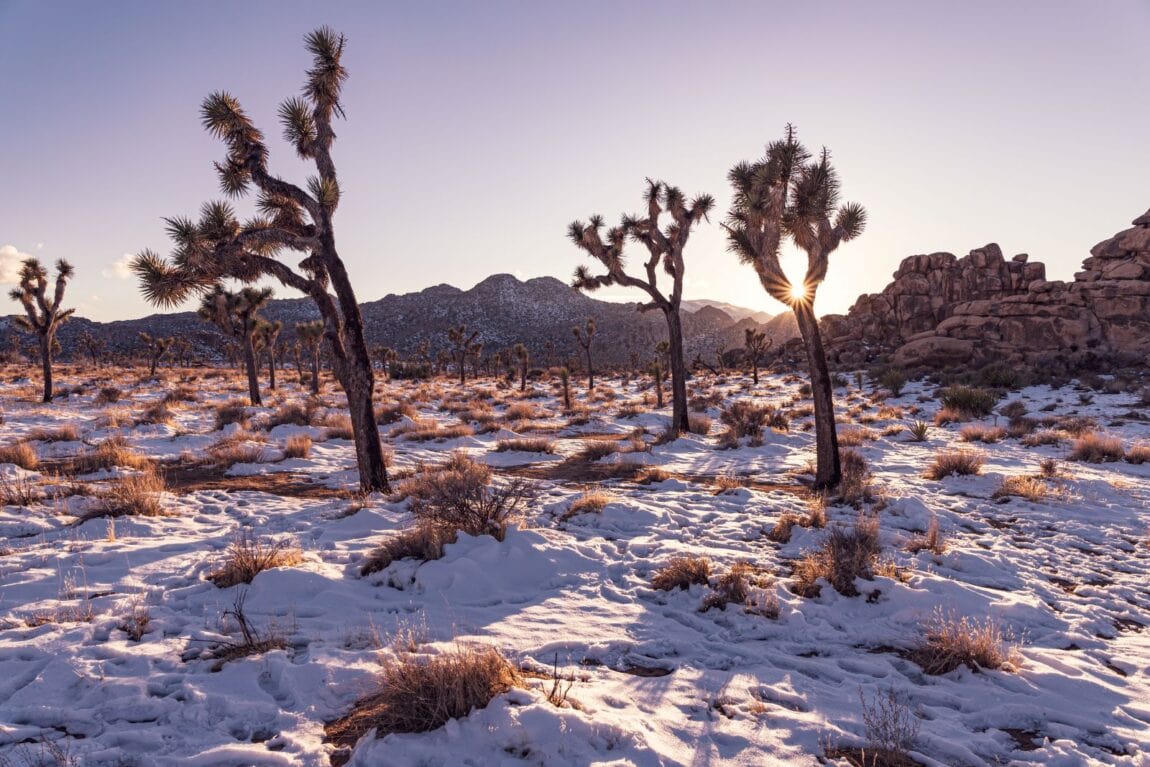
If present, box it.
[572,318,596,391]
[558,365,572,410]
[569,180,713,434]
[513,343,530,391]
[131,28,389,493]
[76,331,106,368]
[198,286,271,405]
[139,332,175,377]
[744,328,773,385]
[447,324,481,385]
[291,340,305,385]
[255,319,282,390]
[8,258,74,402]
[373,345,398,380]
[296,319,324,395]
[724,127,866,488]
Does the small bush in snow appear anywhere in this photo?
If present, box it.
[94,467,168,518]
[208,532,303,588]
[992,475,1048,502]
[959,424,1006,444]
[924,449,984,480]
[938,385,998,418]
[563,489,613,518]
[792,515,881,598]
[361,523,452,575]
[0,441,38,470]
[904,515,946,555]
[910,610,1020,675]
[650,555,711,591]
[494,438,555,454]
[283,434,312,459]
[1068,432,1125,463]
[1125,443,1150,464]
[405,453,534,541]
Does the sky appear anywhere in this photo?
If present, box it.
[1,0,1148,322]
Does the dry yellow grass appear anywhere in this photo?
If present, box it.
[992,475,1048,502]
[910,610,1020,674]
[650,555,711,591]
[1068,432,1125,463]
[924,449,985,480]
[283,434,313,459]
[208,532,303,587]
[0,442,38,470]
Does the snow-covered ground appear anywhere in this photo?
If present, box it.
[0,366,1148,766]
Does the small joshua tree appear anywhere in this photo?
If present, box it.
[744,328,772,385]
[569,180,713,434]
[255,319,282,390]
[198,286,271,406]
[448,324,481,386]
[374,345,398,380]
[572,318,596,391]
[295,320,324,395]
[513,343,530,391]
[139,332,175,378]
[76,330,106,368]
[8,258,74,402]
[131,28,389,493]
[724,126,866,488]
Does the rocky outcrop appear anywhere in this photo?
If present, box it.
[826,208,1150,371]
[822,243,1044,364]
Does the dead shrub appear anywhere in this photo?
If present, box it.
[650,555,711,591]
[163,384,199,403]
[377,401,418,424]
[0,475,45,506]
[327,644,520,741]
[494,438,555,454]
[575,439,619,462]
[136,400,176,426]
[268,401,316,428]
[838,427,876,447]
[214,400,251,430]
[402,422,475,442]
[405,453,534,540]
[208,435,267,466]
[563,489,613,518]
[767,513,799,543]
[687,414,712,435]
[208,531,303,588]
[504,402,541,421]
[792,515,881,597]
[0,441,38,470]
[635,466,673,484]
[909,610,1020,675]
[992,475,1047,502]
[852,687,921,766]
[720,400,787,439]
[1021,429,1062,447]
[283,434,312,459]
[712,473,745,494]
[118,600,152,641]
[1068,432,1124,463]
[323,413,356,440]
[28,425,80,443]
[73,436,150,473]
[361,523,453,575]
[701,562,753,610]
[1125,443,1150,464]
[838,449,876,507]
[924,449,985,480]
[96,386,123,404]
[959,424,1006,443]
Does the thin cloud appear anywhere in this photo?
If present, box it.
[0,244,30,284]
[102,254,134,279]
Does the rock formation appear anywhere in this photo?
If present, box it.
[822,208,1150,372]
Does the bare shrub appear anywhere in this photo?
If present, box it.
[701,562,753,611]
[1125,443,1150,464]
[1068,432,1124,463]
[402,422,475,442]
[268,401,316,428]
[208,435,267,466]
[376,401,418,424]
[200,589,287,671]
[635,466,673,484]
[137,400,176,426]
[1021,429,1062,447]
[214,399,250,430]
[494,438,555,454]
[0,441,38,470]
[282,434,312,459]
[505,402,541,421]
[360,523,452,575]
[938,385,998,418]
[992,475,1047,502]
[96,386,123,404]
[924,449,984,480]
[0,475,45,506]
[719,400,774,439]
[118,600,152,641]
[73,435,150,473]
[95,467,167,518]
[405,453,534,541]
[650,555,711,591]
[999,400,1027,420]
[563,489,613,518]
[838,427,876,447]
[687,413,712,435]
[163,384,199,403]
[858,686,921,763]
[792,515,881,597]
[208,531,303,588]
[28,425,80,443]
[904,516,945,555]
[712,473,746,494]
[575,439,619,462]
[838,449,875,507]
[909,610,1020,675]
[959,424,1006,444]
[322,413,356,440]
[767,513,799,543]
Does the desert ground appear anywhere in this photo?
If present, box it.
[0,364,1148,766]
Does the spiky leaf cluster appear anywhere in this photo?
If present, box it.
[8,258,76,336]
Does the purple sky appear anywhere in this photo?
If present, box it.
[2,1,1148,322]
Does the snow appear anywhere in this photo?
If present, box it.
[0,370,1148,765]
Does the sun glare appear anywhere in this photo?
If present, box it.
[789,281,808,303]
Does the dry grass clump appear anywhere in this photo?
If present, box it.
[283,434,313,459]
[1021,429,1062,447]
[924,449,985,480]
[904,516,946,555]
[992,475,1047,502]
[208,434,268,466]
[1054,415,1097,436]
[959,424,1006,444]
[327,644,520,744]
[376,401,419,424]
[27,424,80,443]
[214,399,251,430]
[401,421,475,442]
[0,441,38,470]
[0,475,45,506]
[720,400,787,440]
[909,610,1020,675]
[494,438,556,454]
[322,413,356,440]
[792,515,881,598]
[938,385,998,418]
[650,555,711,591]
[404,453,534,541]
[208,532,303,588]
[1068,432,1125,463]
[504,402,541,421]
[635,466,673,484]
[701,563,775,615]
[163,384,199,403]
[767,513,800,543]
[712,473,746,494]
[1125,443,1150,464]
[268,401,317,428]
[360,523,453,575]
[575,439,620,462]
[838,427,876,447]
[94,467,167,518]
[96,386,123,404]
[563,489,613,518]
[687,413,712,435]
[73,436,150,473]
[136,400,177,426]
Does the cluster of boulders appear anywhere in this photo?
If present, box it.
[822,208,1150,373]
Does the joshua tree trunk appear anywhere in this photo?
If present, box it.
[310,349,321,395]
[752,359,759,385]
[267,351,277,390]
[794,301,840,488]
[665,310,689,433]
[242,334,262,406]
[584,347,594,391]
[39,335,53,403]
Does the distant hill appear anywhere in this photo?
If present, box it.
[680,299,773,324]
[1,274,800,367]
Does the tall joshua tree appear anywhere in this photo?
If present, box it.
[296,319,324,395]
[131,28,389,493]
[139,332,175,377]
[513,343,529,391]
[743,328,772,385]
[724,127,866,488]
[198,286,271,406]
[447,324,480,386]
[572,318,596,391]
[569,180,713,434]
[8,258,74,402]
